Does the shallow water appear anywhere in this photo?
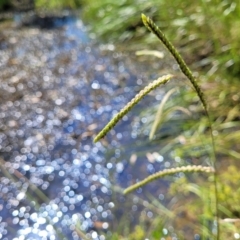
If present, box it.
[0,12,177,239]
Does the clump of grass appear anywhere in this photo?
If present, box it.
[94,14,220,239]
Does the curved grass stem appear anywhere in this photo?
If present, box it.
[141,13,219,239]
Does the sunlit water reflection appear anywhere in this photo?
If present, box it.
[0,12,174,239]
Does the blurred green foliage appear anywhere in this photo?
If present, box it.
[81,0,240,78]
[0,0,12,10]
[35,0,82,10]
[0,0,82,11]
[169,163,240,239]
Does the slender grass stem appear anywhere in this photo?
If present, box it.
[141,13,219,239]
[207,113,220,238]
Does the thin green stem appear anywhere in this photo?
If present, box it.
[142,13,219,239]
[207,113,220,238]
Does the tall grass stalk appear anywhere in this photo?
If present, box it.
[141,14,219,239]
[94,14,220,239]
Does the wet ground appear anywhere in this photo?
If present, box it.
[0,12,178,240]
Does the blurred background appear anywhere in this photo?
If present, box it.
[0,0,240,239]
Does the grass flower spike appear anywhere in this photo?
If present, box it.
[124,165,214,194]
[94,74,173,142]
[141,14,207,112]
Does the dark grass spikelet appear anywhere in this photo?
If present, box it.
[141,14,207,112]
